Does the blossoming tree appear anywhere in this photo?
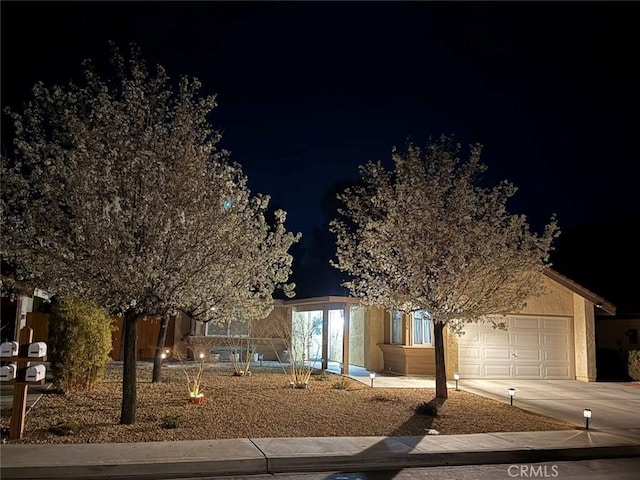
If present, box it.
[330,135,559,398]
[1,45,299,423]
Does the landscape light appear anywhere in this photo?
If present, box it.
[453,372,460,391]
[199,352,205,359]
[369,372,376,388]
[508,387,516,406]
[160,352,167,360]
[583,408,592,430]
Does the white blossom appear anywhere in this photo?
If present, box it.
[330,135,559,397]
[1,45,300,423]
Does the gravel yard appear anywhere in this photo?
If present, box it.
[1,362,577,444]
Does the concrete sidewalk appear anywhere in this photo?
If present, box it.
[2,429,639,480]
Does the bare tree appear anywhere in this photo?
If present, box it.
[330,135,559,398]
[1,44,299,423]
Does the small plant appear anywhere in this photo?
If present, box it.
[313,371,332,382]
[629,350,640,381]
[161,414,182,429]
[174,351,206,402]
[414,401,438,416]
[332,377,350,390]
[48,420,80,436]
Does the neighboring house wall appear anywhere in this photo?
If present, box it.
[595,315,640,380]
[596,317,640,351]
[110,315,177,361]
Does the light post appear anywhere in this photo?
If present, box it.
[583,408,592,430]
[453,372,460,391]
[369,372,376,388]
[508,387,516,406]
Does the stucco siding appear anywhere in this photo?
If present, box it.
[445,326,459,380]
[573,294,597,382]
[518,276,574,316]
[364,306,385,372]
[379,344,436,376]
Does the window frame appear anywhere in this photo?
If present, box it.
[412,311,433,346]
[391,311,402,344]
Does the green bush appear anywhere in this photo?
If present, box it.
[161,414,183,429]
[49,297,114,393]
[332,377,350,390]
[313,371,332,382]
[629,350,640,381]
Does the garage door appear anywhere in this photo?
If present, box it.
[458,315,574,379]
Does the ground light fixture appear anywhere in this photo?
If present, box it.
[508,387,516,406]
[453,372,460,391]
[199,352,205,360]
[369,372,376,388]
[583,408,592,430]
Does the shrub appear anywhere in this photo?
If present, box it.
[313,371,332,382]
[414,401,438,416]
[49,297,114,393]
[48,420,80,436]
[629,350,640,381]
[332,377,350,390]
[161,414,183,429]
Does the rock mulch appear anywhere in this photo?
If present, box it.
[1,363,577,444]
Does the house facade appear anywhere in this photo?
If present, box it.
[188,268,615,382]
[268,270,615,382]
[8,269,615,382]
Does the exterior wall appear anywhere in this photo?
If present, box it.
[173,312,192,358]
[573,294,597,382]
[379,344,436,375]
[596,317,640,351]
[444,325,459,380]
[190,303,290,361]
[364,306,385,372]
[111,315,177,361]
[450,275,601,381]
[349,306,366,366]
[518,276,574,316]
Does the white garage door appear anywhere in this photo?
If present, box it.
[458,315,574,379]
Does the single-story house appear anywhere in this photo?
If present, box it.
[8,268,616,382]
[185,268,616,382]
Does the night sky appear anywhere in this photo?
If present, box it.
[2,2,638,312]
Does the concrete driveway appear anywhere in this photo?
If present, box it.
[460,379,640,435]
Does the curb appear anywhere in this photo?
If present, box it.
[2,431,640,480]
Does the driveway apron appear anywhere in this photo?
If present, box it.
[460,379,640,435]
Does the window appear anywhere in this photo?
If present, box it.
[391,311,402,344]
[205,312,250,337]
[413,311,432,345]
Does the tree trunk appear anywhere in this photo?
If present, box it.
[434,321,448,399]
[152,314,170,383]
[120,311,138,425]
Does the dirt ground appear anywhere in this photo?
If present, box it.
[1,362,577,444]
